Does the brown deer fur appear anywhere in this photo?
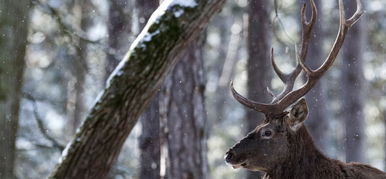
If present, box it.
[262,126,386,179]
[225,0,386,178]
[225,99,386,179]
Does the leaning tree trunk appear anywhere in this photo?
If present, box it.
[300,0,329,153]
[0,1,30,179]
[341,0,366,163]
[160,36,208,179]
[246,1,271,178]
[135,0,161,179]
[48,0,225,178]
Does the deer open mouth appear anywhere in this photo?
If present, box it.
[231,161,248,169]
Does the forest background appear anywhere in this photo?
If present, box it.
[1,0,386,178]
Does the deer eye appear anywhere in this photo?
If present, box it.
[264,130,272,136]
[261,129,274,139]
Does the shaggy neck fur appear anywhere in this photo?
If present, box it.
[264,125,337,179]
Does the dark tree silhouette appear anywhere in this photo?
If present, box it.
[0,1,30,178]
[341,0,366,163]
[161,36,209,179]
[136,0,161,178]
[245,1,272,178]
[300,0,329,153]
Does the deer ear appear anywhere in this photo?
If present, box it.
[288,98,308,131]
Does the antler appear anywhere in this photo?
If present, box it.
[231,0,363,115]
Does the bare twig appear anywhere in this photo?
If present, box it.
[31,0,99,44]
[23,92,65,151]
[30,0,123,61]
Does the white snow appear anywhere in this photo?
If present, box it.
[169,0,198,7]
[129,0,198,51]
[143,30,161,42]
[58,141,73,163]
[106,57,126,88]
[103,0,198,88]
[174,9,184,17]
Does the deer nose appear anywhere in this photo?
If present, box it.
[225,151,234,163]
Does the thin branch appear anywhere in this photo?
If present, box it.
[31,0,123,62]
[31,0,99,44]
[23,93,65,151]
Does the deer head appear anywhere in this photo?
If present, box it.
[225,0,363,172]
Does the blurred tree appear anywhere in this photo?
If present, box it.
[300,0,329,153]
[160,36,209,179]
[341,0,366,163]
[215,16,242,123]
[48,1,225,178]
[69,0,93,133]
[0,1,30,178]
[245,1,272,178]
[135,0,161,178]
[106,0,132,79]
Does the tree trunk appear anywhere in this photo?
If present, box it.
[384,109,386,171]
[139,95,161,179]
[135,0,161,178]
[70,0,93,133]
[341,0,366,163]
[106,0,132,80]
[160,36,208,179]
[246,1,271,178]
[0,1,30,178]
[300,0,329,153]
[49,1,225,178]
[215,16,241,123]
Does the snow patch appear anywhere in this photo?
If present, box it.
[106,58,126,87]
[174,9,184,17]
[58,141,73,163]
[169,0,198,8]
[143,30,161,42]
[128,0,198,51]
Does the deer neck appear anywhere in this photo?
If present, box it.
[266,125,331,179]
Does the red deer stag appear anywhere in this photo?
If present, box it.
[225,0,386,178]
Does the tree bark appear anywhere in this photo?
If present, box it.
[135,0,161,179]
[384,109,386,171]
[139,95,161,179]
[0,1,30,178]
[341,0,366,163]
[246,1,271,178]
[160,36,208,179]
[300,0,329,153]
[49,1,225,178]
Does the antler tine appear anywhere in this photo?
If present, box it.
[271,0,317,104]
[230,0,363,115]
[271,48,287,83]
[274,0,364,110]
[299,0,317,63]
[230,81,276,113]
[314,0,363,76]
[346,0,364,25]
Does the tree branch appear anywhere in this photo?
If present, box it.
[23,93,65,151]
